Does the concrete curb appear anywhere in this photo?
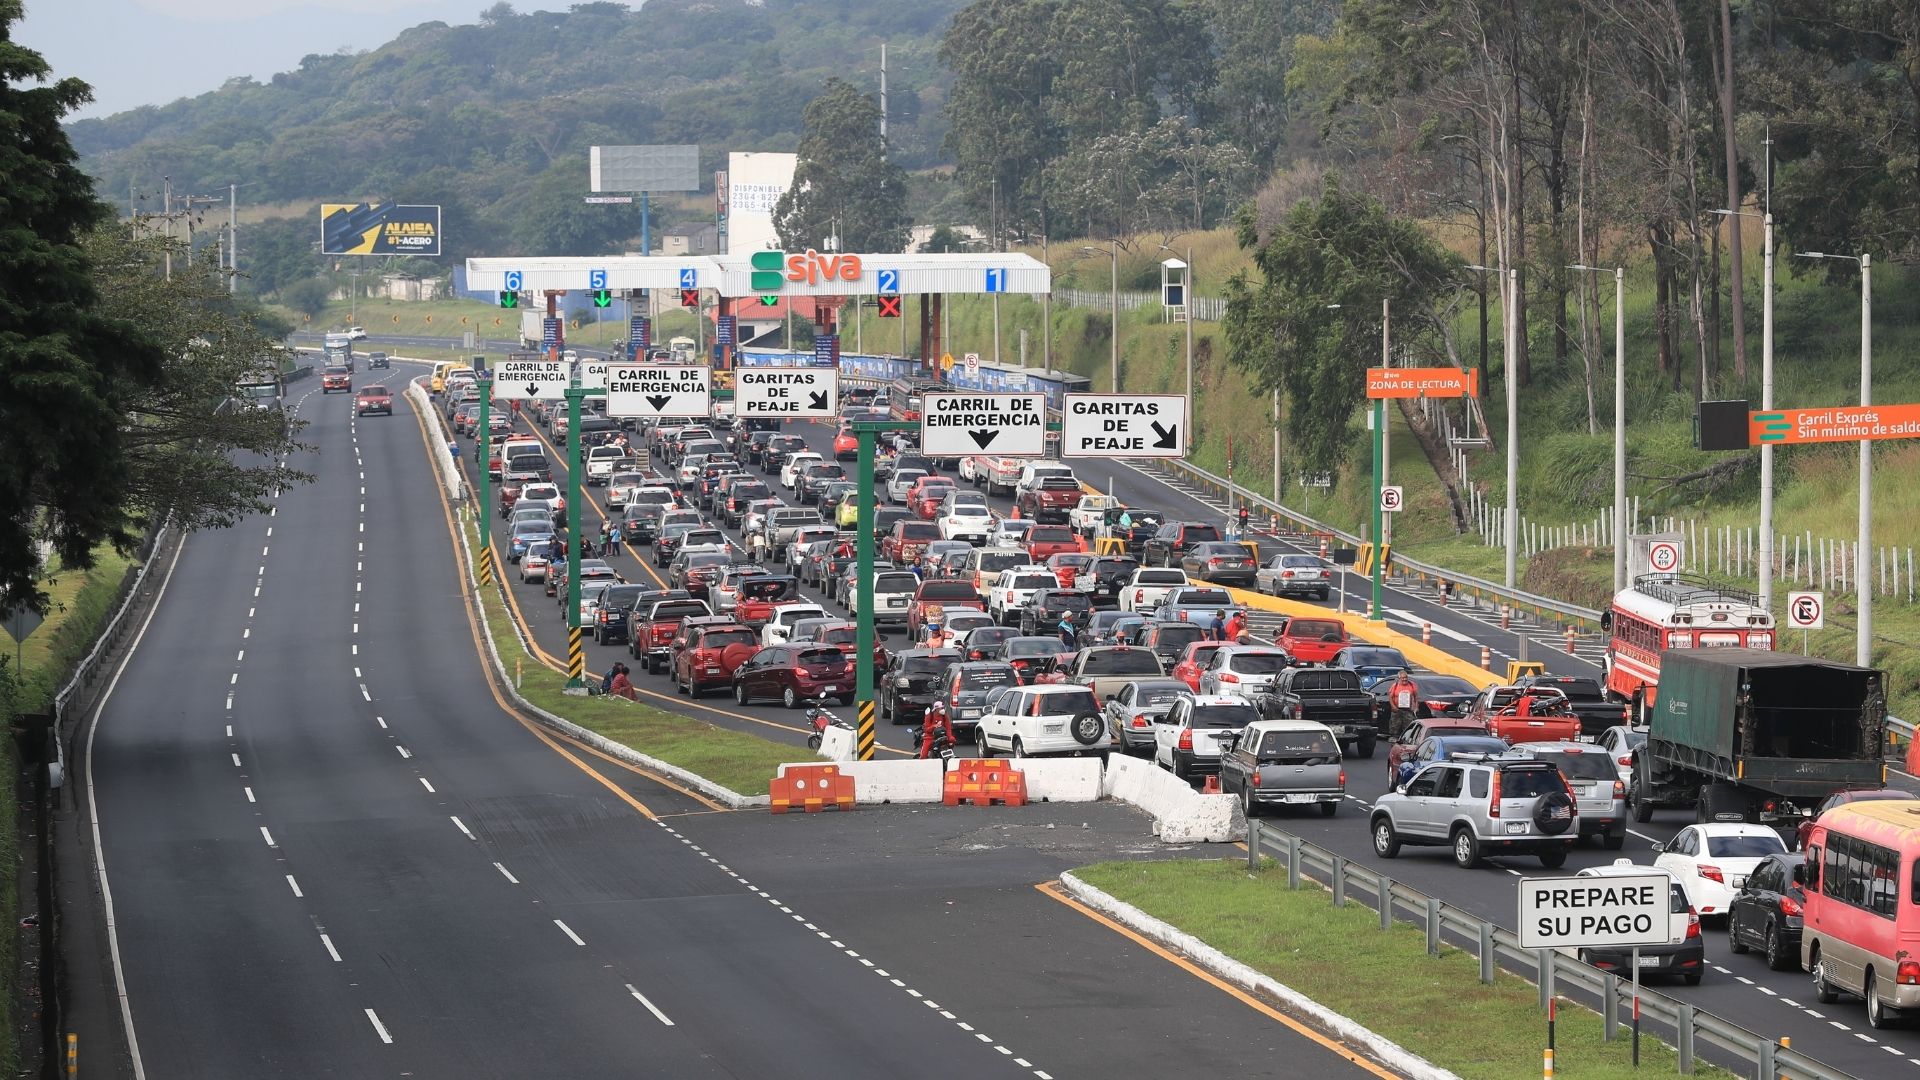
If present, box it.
[407,380,768,811]
[1057,870,1463,1080]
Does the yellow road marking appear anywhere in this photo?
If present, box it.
[1034,881,1401,1080]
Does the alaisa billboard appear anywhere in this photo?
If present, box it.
[320,202,443,256]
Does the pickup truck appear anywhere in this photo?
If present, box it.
[906,579,986,637]
[627,597,713,673]
[1464,685,1580,744]
[1219,719,1346,817]
[1255,666,1381,758]
[1062,645,1165,701]
[765,507,824,560]
[1069,495,1123,537]
[1516,674,1628,737]
[1017,476,1087,524]
[585,445,625,485]
[1119,567,1191,613]
[1277,616,1351,665]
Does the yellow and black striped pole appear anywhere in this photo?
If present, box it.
[856,700,878,761]
[475,544,495,586]
[567,626,586,682]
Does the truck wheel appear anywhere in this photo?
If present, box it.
[1319,801,1337,818]
[1355,736,1377,760]
[1242,786,1259,819]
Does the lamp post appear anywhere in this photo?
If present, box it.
[1571,263,1627,593]
[1081,241,1120,391]
[1713,209,1775,606]
[1330,301,1389,620]
[1795,250,1872,666]
[1467,264,1521,588]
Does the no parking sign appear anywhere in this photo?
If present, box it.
[1787,590,1824,631]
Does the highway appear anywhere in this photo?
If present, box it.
[428,356,1913,1078]
[78,360,1399,1079]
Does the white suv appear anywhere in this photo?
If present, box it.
[976,684,1108,757]
[1153,694,1259,780]
[1196,645,1294,700]
[988,569,1060,625]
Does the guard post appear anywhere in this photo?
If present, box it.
[474,356,495,584]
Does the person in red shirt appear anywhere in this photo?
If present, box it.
[1224,609,1248,643]
[1387,670,1418,740]
[918,701,956,759]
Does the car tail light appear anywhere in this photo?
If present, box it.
[598,611,608,624]
[1177,730,1193,751]
[1698,864,1724,884]
[1337,770,1346,787]
[1900,960,1920,986]
[1685,909,1701,940]
[1251,768,1262,787]
[1488,784,1500,818]
[1131,713,1150,729]
[1208,558,1224,567]
[1219,672,1240,683]
[1134,589,1144,604]
[1617,755,1633,766]
[1780,893,1803,917]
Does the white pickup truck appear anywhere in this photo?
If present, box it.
[987,568,1061,625]
[585,445,625,485]
[1119,567,1192,613]
[960,454,1024,495]
[1069,495,1123,537]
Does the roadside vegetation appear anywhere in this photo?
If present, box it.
[1076,858,1734,1080]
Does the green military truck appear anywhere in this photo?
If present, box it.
[1629,649,1888,826]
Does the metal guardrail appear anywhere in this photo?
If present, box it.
[1248,820,1858,1080]
[1150,457,1605,628]
[51,515,172,735]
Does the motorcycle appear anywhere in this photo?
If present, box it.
[804,699,854,751]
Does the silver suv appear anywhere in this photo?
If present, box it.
[1369,758,1577,869]
[1508,741,1628,850]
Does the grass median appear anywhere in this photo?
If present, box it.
[1074,858,1735,1080]
[470,569,796,797]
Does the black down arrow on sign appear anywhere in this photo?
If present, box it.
[524,384,542,397]
[969,430,999,449]
[807,390,828,411]
[646,395,673,412]
[1150,421,1178,450]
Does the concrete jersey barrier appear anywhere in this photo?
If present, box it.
[1101,754,1242,843]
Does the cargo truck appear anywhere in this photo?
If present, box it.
[1628,649,1887,826]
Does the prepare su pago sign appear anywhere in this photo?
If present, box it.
[1517,873,1672,950]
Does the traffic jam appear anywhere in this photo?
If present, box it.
[432,361,1920,1061]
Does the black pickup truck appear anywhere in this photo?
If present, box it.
[1255,667,1382,758]
[1517,674,1627,737]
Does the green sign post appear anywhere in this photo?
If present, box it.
[474,358,494,584]
[849,418,917,759]
[562,383,605,690]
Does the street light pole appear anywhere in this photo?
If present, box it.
[1572,263,1627,592]
[1714,209,1777,606]
[1466,264,1521,588]
[1109,242,1120,391]
[1381,297,1392,543]
[1796,250,1872,666]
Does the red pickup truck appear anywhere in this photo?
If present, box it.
[1017,476,1085,524]
[881,520,942,565]
[1025,525,1085,562]
[906,579,986,637]
[1278,616,1351,666]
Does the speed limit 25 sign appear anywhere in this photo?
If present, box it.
[1647,540,1681,574]
[1787,590,1824,631]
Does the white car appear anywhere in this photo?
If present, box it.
[1652,823,1789,919]
[519,482,564,514]
[1153,694,1260,780]
[781,452,823,490]
[345,325,367,340]
[606,471,647,510]
[937,492,994,543]
[1594,725,1647,785]
[1120,567,1191,612]
[976,684,1109,758]
[1196,645,1294,699]
[886,468,929,504]
[761,604,830,647]
[987,519,1035,550]
[987,569,1061,625]
[675,453,713,486]
[585,445,625,485]
[843,570,919,626]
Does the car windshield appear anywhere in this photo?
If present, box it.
[975,552,1025,572]
[1030,527,1075,542]
[875,573,920,592]
[1705,833,1788,858]
[1011,574,1057,590]
[1041,593,1092,611]
[1541,677,1606,698]
[1003,638,1060,658]
[1134,685,1186,707]
[1036,690,1100,716]
[901,655,951,675]
[1257,730,1340,759]
[795,647,847,666]
[698,629,758,651]
[650,602,708,621]
[1079,650,1162,675]
[1412,676,1479,696]
[1229,653,1291,674]
[1532,750,1618,782]
[686,553,730,569]
[918,582,979,600]
[1152,625,1205,646]
[513,523,553,537]
[956,667,1016,690]
[949,494,989,509]
[1280,556,1324,568]
[900,523,940,540]
[1136,570,1187,584]
[1189,704,1257,729]
[1347,649,1408,667]
[1498,768,1565,799]
[1289,619,1345,640]
[603,585,645,608]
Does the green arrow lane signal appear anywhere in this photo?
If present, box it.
[760,295,781,307]
[1755,412,1791,442]
[592,289,612,308]
[750,250,785,292]
[497,291,518,309]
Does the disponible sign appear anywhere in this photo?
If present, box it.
[1366,367,1480,399]
[920,392,1046,457]
[607,365,710,419]
[1518,874,1672,950]
[737,368,835,418]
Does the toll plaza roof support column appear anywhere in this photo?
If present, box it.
[717,294,734,370]
[919,293,933,377]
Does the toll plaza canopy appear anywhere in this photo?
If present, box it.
[465,252,1051,298]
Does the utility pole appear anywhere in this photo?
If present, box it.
[228,183,238,294]
[879,42,888,150]
[163,177,173,280]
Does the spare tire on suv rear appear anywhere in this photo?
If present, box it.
[1070,713,1105,746]
[1533,789,1576,836]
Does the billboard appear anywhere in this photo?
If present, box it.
[320,202,442,256]
[725,152,796,256]
[590,145,699,193]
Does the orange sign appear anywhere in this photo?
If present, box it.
[1750,403,1920,446]
[1366,367,1480,399]
[785,249,863,285]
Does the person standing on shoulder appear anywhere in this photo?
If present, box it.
[1387,669,1418,741]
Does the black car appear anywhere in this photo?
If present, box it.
[872,506,912,543]
[1019,589,1095,637]
[1364,673,1481,728]
[961,625,1018,661]
[1117,512,1166,557]
[719,481,772,527]
[592,584,649,645]
[743,430,777,465]
[1079,555,1141,602]
[934,661,1020,737]
[762,435,807,474]
[1728,853,1807,971]
[1143,521,1225,567]
[623,503,667,545]
[797,463,848,503]
[1572,873,1706,985]
[879,648,964,724]
[367,351,390,369]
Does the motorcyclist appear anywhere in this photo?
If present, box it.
[918,700,956,760]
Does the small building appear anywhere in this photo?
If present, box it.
[377,274,445,302]
[661,222,720,257]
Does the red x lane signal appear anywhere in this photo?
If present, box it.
[680,289,698,308]
[877,294,901,319]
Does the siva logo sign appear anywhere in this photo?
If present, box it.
[750,249,865,291]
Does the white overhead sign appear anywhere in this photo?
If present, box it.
[494,359,567,401]
[1060,394,1185,458]
[920,392,1046,457]
[1788,590,1824,631]
[1518,874,1673,950]
[577,362,608,391]
[737,368,836,418]
[607,365,711,419]
[1381,486,1404,512]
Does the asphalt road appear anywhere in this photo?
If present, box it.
[437,389,1920,1077]
[81,362,1401,1079]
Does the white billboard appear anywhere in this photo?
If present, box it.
[726,152,797,256]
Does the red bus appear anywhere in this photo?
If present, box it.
[1802,800,1920,1029]
[1600,575,1774,720]
[889,377,935,423]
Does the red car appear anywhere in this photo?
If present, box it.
[1169,641,1228,691]
[804,621,890,670]
[1045,552,1094,589]
[912,483,957,521]
[1025,525,1085,562]
[1277,616,1351,666]
[881,520,942,565]
[733,576,803,627]
[321,365,351,393]
[731,643,856,707]
[355,386,392,416]
[833,426,859,461]
[671,623,761,697]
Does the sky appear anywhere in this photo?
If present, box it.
[16,0,485,121]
